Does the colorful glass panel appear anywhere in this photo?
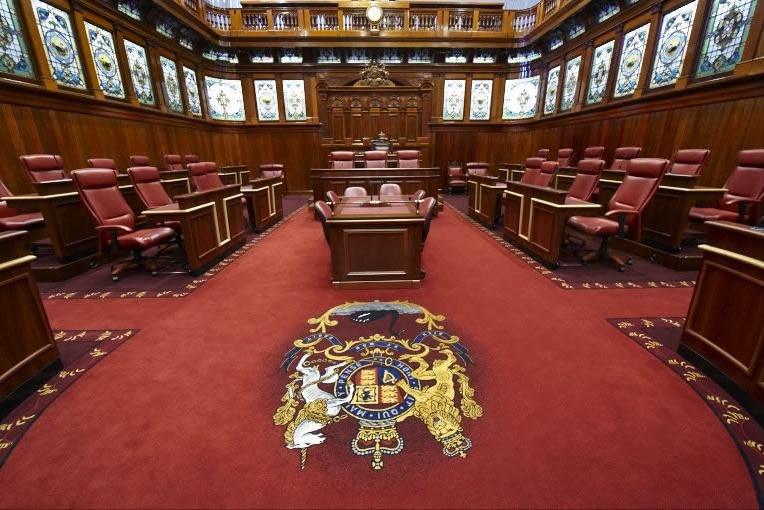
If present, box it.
[205,76,245,121]
[123,39,154,105]
[543,66,560,114]
[83,22,124,99]
[614,23,651,98]
[443,80,465,121]
[502,76,539,120]
[183,66,202,116]
[254,79,279,121]
[696,0,758,77]
[0,0,34,77]
[649,1,698,88]
[31,0,85,89]
[159,56,183,113]
[560,56,581,111]
[282,79,307,121]
[469,79,493,120]
[586,40,615,104]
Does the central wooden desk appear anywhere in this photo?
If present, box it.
[311,168,440,206]
[142,184,245,275]
[503,182,601,268]
[326,198,424,289]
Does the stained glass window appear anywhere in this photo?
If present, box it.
[183,66,202,116]
[83,22,124,99]
[123,39,154,105]
[502,76,540,120]
[254,79,279,121]
[560,56,581,111]
[282,79,307,121]
[543,66,560,114]
[31,0,86,89]
[205,76,245,121]
[0,0,34,77]
[696,0,758,77]
[159,56,183,113]
[443,80,465,121]
[586,40,614,104]
[649,1,698,88]
[614,23,651,98]
[469,80,493,120]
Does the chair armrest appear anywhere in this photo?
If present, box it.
[94,225,133,234]
[95,224,133,254]
[604,208,637,238]
[721,197,753,223]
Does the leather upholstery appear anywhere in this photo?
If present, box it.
[0,179,44,232]
[187,162,224,191]
[537,149,550,159]
[330,151,355,169]
[127,166,173,208]
[610,147,642,170]
[689,149,764,224]
[396,150,421,168]
[420,196,437,246]
[582,146,605,159]
[184,155,200,165]
[668,149,710,175]
[364,151,388,168]
[447,165,467,193]
[314,200,332,244]
[520,157,545,184]
[343,186,368,197]
[411,189,426,201]
[326,190,340,204]
[87,158,118,171]
[466,162,489,176]
[380,183,402,195]
[164,154,183,171]
[535,161,559,187]
[260,164,284,178]
[566,159,604,204]
[557,148,576,167]
[129,155,151,166]
[19,154,66,183]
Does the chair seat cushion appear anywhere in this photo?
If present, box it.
[567,216,627,236]
[689,207,738,222]
[449,179,467,186]
[564,197,590,206]
[117,227,176,250]
[0,213,44,231]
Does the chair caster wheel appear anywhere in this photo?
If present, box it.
[618,266,626,272]
[627,259,634,265]
[151,270,158,276]
[89,259,99,268]
[649,253,658,262]
[112,275,119,282]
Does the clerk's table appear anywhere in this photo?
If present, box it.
[326,198,425,289]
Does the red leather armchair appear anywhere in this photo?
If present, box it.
[689,149,764,225]
[19,154,66,183]
[164,154,183,171]
[379,183,402,196]
[567,158,669,271]
[0,180,44,233]
[260,164,284,178]
[343,186,368,197]
[610,147,642,170]
[535,161,559,187]
[557,148,576,167]
[187,162,224,191]
[447,165,467,194]
[537,149,550,159]
[71,168,177,280]
[326,190,340,204]
[466,162,490,177]
[314,200,332,244]
[184,155,200,165]
[127,166,173,209]
[582,146,605,160]
[668,149,710,175]
[87,158,118,171]
[566,159,605,204]
[420,196,437,247]
[129,155,151,167]
[364,150,388,168]
[329,151,355,169]
[396,150,421,168]
[519,157,545,184]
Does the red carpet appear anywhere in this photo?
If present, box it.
[0,206,758,508]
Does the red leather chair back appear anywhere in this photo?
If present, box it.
[129,155,151,166]
[466,162,489,176]
[421,196,437,244]
[567,159,605,202]
[87,158,118,171]
[721,149,764,222]
[611,147,642,170]
[582,146,605,159]
[535,161,559,187]
[668,149,710,175]
[396,150,421,168]
[0,180,19,217]
[330,151,355,169]
[260,164,284,178]
[187,162,224,191]
[127,166,173,208]
[314,200,332,244]
[343,186,367,197]
[184,154,200,165]
[19,154,66,183]
[364,151,388,168]
[71,168,135,230]
[380,183,402,195]
[537,149,550,159]
[520,157,544,184]
[557,148,576,167]
[608,158,669,239]
[164,154,183,171]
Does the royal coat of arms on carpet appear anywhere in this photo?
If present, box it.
[274,301,483,470]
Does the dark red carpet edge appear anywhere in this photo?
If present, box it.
[0,206,757,508]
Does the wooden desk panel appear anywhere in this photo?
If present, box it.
[220,165,250,185]
[0,231,60,403]
[159,170,192,201]
[241,176,285,232]
[311,168,440,206]
[467,175,506,228]
[327,202,424,289]
[597,169,626,206]
[681,221,764,404]
[554,167,577,191]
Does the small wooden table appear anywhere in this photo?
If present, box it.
[241,175,285,232]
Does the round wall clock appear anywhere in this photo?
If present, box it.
[366,4,383,24]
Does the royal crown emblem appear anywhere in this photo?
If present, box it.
[274,301,483,470]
